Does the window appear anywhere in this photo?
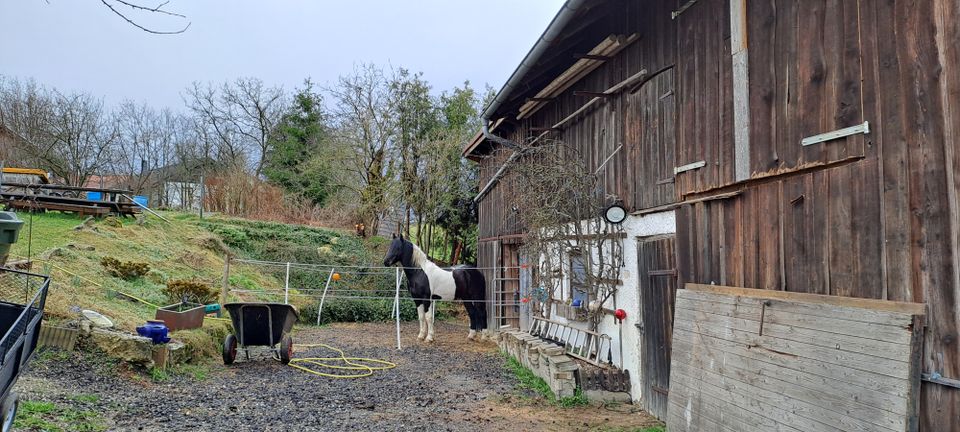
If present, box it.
[569,251,589,307]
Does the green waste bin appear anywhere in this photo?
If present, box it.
[0,212,24,267]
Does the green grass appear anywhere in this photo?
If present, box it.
[8,212,82,259]
[148,367,169,382]
[14,400,106,432]
[503,354,589,408]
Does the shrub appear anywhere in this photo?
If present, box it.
[299,298,447,325]
[100,257,150,280]
[163,279,217,304]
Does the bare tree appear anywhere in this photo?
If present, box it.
[326,64,400,232]
[0,78,117,185]
[220,78,285,177]
[98,0,191,34]
[500,140,625,332]
[185,79,285,176]
[113,101,181,193]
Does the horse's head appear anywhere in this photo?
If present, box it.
[383,233,408,267]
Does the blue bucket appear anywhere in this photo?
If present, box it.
[133,195,148,207]
[86,191,102,201]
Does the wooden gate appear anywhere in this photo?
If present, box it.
[637,235,677,420]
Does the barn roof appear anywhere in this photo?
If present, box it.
[463,0,619,158]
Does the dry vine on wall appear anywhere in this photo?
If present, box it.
[495,140,624,332]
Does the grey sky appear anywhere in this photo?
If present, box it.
[0,1,564,110]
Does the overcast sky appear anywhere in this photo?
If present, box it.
[0,0,564,110]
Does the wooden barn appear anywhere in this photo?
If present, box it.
[464,0,959,430]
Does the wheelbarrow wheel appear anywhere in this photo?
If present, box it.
[222,334,238,365]
[1,392,18,432]
[279,335,293,364]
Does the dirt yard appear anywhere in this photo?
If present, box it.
[16,321,660,431]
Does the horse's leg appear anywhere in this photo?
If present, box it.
[425,301,435,343]
[477,299,489,340]
[464,301,478,340]
[415,301,426,340]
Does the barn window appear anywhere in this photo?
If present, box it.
[569,251,589,307]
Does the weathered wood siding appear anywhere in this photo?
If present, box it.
[668,284,925,432]
[674,1,960,430]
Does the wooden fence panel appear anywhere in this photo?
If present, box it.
[667,284,924,432]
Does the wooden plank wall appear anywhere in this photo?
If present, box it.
[667,284,925,432]
[673,1,960,429]
[475,0,678,239]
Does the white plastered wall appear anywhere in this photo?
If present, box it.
[543,210,675,402]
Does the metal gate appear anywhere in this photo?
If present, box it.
[493,242,521,329]
[637,235,677,421]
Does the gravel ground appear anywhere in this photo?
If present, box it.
[15,321,658,431]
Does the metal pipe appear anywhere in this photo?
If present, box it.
[481,0,590,121]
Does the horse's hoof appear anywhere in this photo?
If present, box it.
[417,334,425,341]
[426,336,435,343]
[467,330,477,340]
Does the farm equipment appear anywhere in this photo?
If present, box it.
[222,303,298,365]
[0,268,50,431]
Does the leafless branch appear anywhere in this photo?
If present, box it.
[99,0,191,35]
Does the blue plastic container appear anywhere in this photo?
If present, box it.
[136,320,170,344]
[132,195,148,207]
[85,191,102,201]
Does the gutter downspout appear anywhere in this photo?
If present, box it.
[474,123,526,203]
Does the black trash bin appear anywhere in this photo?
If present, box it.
[0,213,23,267]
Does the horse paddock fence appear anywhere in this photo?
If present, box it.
[223,257,525,350]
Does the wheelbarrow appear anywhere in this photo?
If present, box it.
[0,268,49,432]
[222,303,298,365]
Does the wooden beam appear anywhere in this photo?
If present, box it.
[527,97,553,102]
[552,69,648,130]
[573,91,615,98]
[518,33,640,120]
[685,283,927,315]
[574,53,613,61]
[730,0,751,182]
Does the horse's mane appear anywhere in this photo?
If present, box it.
[409,241,430,267]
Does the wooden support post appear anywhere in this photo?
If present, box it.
[221,254,231,308]
[731,0,751,182]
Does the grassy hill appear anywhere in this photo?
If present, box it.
[5,210,385,358]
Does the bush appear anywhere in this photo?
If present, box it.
[100,257,150,280]
[299,298,449,325]
[163,279,217,304]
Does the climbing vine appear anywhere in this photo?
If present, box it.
[494,140,624,332]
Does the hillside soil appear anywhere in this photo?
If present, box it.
[16,321,659,432]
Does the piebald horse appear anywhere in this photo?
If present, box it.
[383,234,488,342]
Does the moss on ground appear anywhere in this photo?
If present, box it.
[14,399,107,432]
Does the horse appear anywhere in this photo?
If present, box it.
[383,234,488,342]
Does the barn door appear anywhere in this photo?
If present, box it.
[637,235,677,421]
[496,242,521,329]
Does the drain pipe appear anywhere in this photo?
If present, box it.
[474,124,526,203]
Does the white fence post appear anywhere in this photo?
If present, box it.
[316,268,335,326]
[284,262,291,305]
[395,267,401,350]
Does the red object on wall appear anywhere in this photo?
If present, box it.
[614,308,627,323]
